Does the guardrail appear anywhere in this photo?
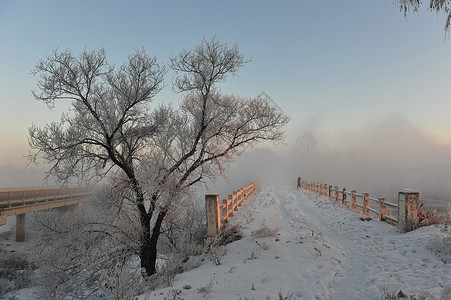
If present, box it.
[0,187,93,241]
[205,182,258,236]
[301,180,419,232]
[0,188,92,210]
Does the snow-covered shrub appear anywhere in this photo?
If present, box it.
[381,289,436,299]
[0,254,37,295]
[29,185,145,300]
[148,224,241,290]
[278,290,295,300]
[196,279,214,297]
[427,233,451,264]
[409,203,450,231]
[159,195,206,254]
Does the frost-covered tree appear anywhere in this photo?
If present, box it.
[29,38,290,276]
[396,0,451,34]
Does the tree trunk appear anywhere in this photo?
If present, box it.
[140,209,166,276]
[139,212,154,275]
[131,181,166,276]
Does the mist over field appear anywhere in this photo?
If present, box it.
[215,113,451,212]
[2,113,451,213]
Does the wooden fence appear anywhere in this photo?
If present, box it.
[205,182,258,236]
[302,181,419,232]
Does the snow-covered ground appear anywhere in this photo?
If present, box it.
[2,186,450,299]
[146,186,451,300]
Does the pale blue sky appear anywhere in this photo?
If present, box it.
[1,0,450,187]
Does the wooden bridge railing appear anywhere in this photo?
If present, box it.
[205,182,258,236]
[301,181,419,232]
[0,187,92,211]
[0,187,94,241]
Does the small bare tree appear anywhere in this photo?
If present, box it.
[29,38,290,278]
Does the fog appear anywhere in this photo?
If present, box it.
[1,113,450,212]
[216,113,451,212]
[0,164,52,189]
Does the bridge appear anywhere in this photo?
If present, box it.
[0,187,93,242]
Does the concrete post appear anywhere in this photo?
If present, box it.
[205,194,220,237]
[398,189,419,232]
[0,214,6,226]
[16,213,26,242]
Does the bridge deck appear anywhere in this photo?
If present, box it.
[0,188,93,225]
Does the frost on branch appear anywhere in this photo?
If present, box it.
[28,37,289,277]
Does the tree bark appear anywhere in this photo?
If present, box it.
[138,196,166,276]
[139,212,153,275]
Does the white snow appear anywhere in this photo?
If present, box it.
[145,186,451,300]
[2,186,450,299]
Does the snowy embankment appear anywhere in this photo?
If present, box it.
[148,186,450,300]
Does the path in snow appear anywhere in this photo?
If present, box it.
[148,186,450,299]
[269,186,450,299]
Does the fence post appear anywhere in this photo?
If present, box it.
[335,186,339,202]
[205,194,220,237]
[363,193,370,216]
[379,197,387,221]
[342,188,347,205]
[351,190,357,210]
[222,199,228,223]
[228,194,234,217]
[398,189,419,232]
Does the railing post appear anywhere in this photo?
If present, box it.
[351,190,357,210]
[205,194,220,237]
[335,186,339,202]
[328,185,332,198]
[379,197,387,221]
[342,188,347,205]
[363,193,370,216]
[222,199,228,223]
[398,189,419,232]
[228,194,234,217]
